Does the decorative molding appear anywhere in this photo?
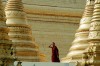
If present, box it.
[5,11,26,19]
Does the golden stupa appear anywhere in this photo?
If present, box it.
[61,0,94,63]
[0,0,14,65]
[5,0,40,62]
[82,0,100,66]
[39,52,47,62]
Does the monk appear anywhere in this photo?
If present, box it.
[49,42,60,62]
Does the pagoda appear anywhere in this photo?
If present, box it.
[61,0,94,63]
[82,0,100,66]
[0,0,14,65]
[5,0,40,62]
[39,52,47,62]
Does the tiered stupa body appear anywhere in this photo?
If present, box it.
[61,0,94,63]
[83,0,100,65]
[0,0,14,65]
[39,52,47,62]
[5,0,39,62]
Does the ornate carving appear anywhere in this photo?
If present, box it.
[6,11,25,18]
[89,31,100,38]
[90,22,100,30]
[0,0,15,66]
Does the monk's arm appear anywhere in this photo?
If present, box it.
[49,44,53,48]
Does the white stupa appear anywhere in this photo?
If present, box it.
[5,0,40,62]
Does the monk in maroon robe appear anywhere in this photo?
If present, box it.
[49,42,60,62]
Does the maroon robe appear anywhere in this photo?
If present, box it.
[51,46,60,62]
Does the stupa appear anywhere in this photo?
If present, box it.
[0,0,14,65]
[39,52,47,62]
[5,0,40,62]
[61,0,94,63]
[82,0,100,66]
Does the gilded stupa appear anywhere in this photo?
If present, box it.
[5,0,40,62]
[39,52,47,62]
[0,0,14,65]
[61,0,94,63]
[82,0,100,65]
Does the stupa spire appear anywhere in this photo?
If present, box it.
[5,0,23,11]
[61,0,94,63]
[0,0,14,65]
[82,0,100,65]
[5,0,40,62]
